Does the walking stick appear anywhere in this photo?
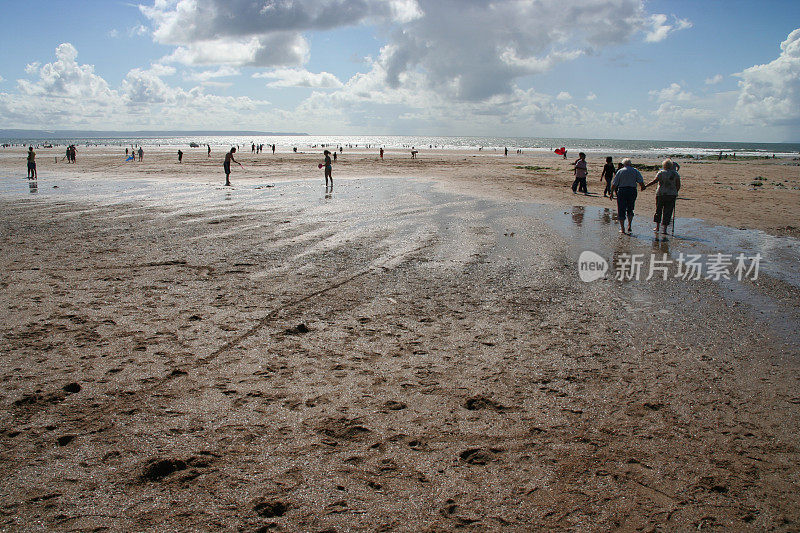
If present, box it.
[672,201,676,236]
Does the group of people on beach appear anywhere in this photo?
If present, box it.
[124,147,144,161]
[251,143,274,154]
[64,145,77,163]
[573,152,681,235]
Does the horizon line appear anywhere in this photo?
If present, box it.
[0,129,798,146]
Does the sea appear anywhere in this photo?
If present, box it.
[2,132,799,159]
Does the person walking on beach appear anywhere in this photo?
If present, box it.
[601,156,615,198]
[178,149,183,163]
[644,159,681,234]
[224,147,239,186]
[611,158,645,234]
[27,147,37,179]
[380,147,384,160]
[323,149,333,187]
[208,144,211,157]
[137,147,144,162]
[571,152,588,194]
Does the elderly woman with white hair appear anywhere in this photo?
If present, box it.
[644,159,681,234]
[610,158,645,234]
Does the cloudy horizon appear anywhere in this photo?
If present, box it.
[0,0,798,142]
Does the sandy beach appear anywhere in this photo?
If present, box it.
[1,145,800,531]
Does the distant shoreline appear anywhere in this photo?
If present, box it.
[2,132,798,158]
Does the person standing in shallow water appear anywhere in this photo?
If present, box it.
[27,147,37,179]
[611,158,645,234]
[644,159,681,234]
[323,150,333,187]
[224,147,238,186]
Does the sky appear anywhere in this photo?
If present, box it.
[0,0,798,142]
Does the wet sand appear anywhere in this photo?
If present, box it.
[1,147,800,530]
[3,144,799,236]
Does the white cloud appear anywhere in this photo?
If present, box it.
[25,62,40,75]
[649,83,693,102]
[586,92,597,101]
[187,66,240,82]
[121,67,173,104]
[150,63,177,77]
[142,0,421,44]
[375,0,651,101]
[129,24,149,37]
[199,81,233,88]
[163,34,310,67]
[17,43,116,101]
[653,101,722,133]
[645,14,692,43]
[107,29,120,38]
[556,91,572,101]
[0,43,279,130]
[705,74,723,85]
[733,28,800,129]
[254,69,343,88]
[143,0,418,67]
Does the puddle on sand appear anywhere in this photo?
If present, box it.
[534,203,800,289]
[531,202,800,347]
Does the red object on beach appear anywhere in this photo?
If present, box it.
[318,163,324,169]
[554,147,566,156]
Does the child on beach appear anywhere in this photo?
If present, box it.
[224,147,238,186]
[571,152,588,194]
[323,150,333,187]
[601,156,615,198]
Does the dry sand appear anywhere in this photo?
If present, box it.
[1,145,799,531]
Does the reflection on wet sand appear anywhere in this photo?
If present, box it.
[571,205,584,227]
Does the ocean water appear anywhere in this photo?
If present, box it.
[3,133,800,158]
